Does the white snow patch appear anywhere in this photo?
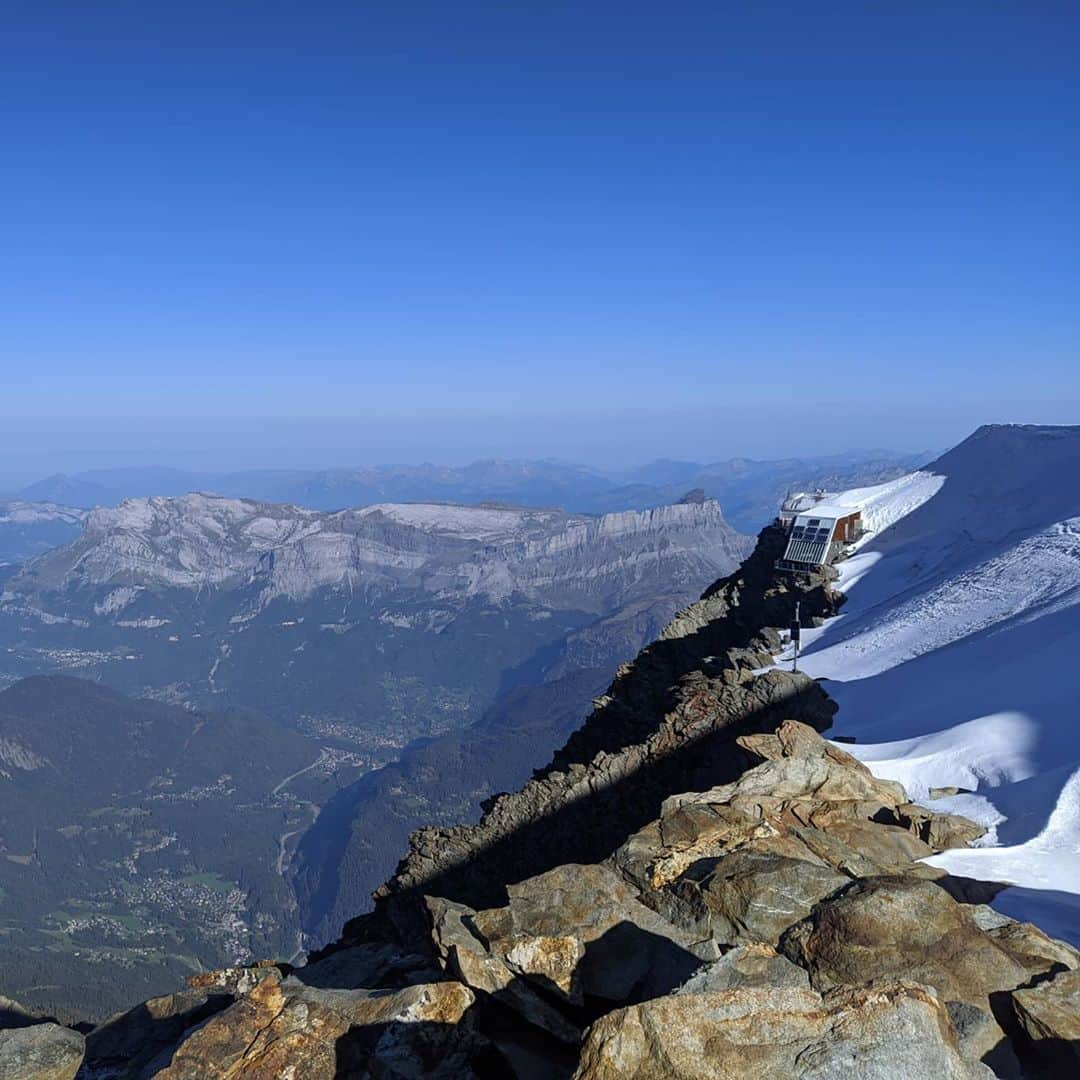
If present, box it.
[824,470,947,541]
[840,712,1038,801]
[799,518,1080,682]
[926,767,1080,901]
[360,502,560,540]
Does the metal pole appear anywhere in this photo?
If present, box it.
[792,600,800,673]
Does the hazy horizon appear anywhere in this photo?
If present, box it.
[0,406,951,492]
[3,406,1070,492]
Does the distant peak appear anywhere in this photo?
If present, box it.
[969,422,1080,440]
[932,423,1080,470]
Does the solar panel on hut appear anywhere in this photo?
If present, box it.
[777,504,862,572]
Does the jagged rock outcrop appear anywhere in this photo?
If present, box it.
[153,971,480,1080]
[368,525,841,917]
[572,982,989,1080]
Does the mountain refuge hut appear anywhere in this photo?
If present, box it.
[775,495,863,573]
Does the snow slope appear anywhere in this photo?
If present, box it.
[788,426,1080,944]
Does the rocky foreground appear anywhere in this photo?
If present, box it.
[2,526,1077,1078]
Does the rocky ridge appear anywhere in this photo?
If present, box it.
[0,492,748,749]
[372,523,840,915]
[4,523,1076,1078]
[6,494,746,610]
[53,718,1078,1078]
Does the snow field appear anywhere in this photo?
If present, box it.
[791,462,1080,942]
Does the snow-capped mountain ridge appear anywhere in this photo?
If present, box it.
[787,424,1080,943]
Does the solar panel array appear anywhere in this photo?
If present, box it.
[790,523,832,543]
[781,516,837,567]
[781,537,831,566]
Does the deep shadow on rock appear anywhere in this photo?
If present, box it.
[332,995,578,1080]
[369,672,837,941]
[85,990,234,1075]
[363,524,843,920]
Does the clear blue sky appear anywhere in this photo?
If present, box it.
[1,2,1078,482]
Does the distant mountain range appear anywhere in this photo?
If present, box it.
[14,449,932,534]
[0,494,747,749]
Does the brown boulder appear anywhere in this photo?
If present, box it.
[657,850,848,945]
[665,752,908,813]
[333,981,482,1079]
[572,981,988,1079]
[185,961,287,996]
[761,820,925,877]
[625,801,768,890]
[893,803,986,849]
[152,972,338,1080]
[779,876,1030,1013]
[983,917,1080,980]
[737,719,869,772]
[469,863,709,1005]
[85,986,233,1073]
[817,816,936,865]
[154,969,480,1080]
[427,895,580,1043]
[612,719,941,895]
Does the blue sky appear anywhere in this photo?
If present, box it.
[1,2,1078,482]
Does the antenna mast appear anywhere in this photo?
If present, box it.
[791,601,801,673]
